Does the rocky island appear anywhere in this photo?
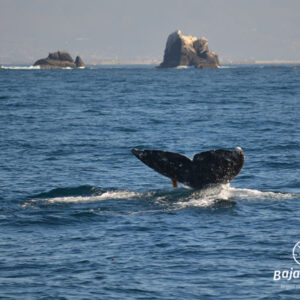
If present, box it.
[33,51,86,69]
[159,30,220,69]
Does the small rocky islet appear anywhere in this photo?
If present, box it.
[33,51,86,69]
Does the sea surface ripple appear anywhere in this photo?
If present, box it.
[0,65,300,299]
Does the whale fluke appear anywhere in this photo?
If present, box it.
[131,147,245,189]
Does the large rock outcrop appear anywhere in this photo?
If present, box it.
[159,30,220,69]
[34,51,86,69]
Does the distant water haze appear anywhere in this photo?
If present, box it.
[0,0,300,64]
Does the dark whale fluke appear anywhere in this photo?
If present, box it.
[131,147,245,189]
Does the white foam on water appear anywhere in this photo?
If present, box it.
[175,184,295,208]
[1,66,77,70]
[23,190,142,206]
[2,65,41,70]
[176,184,231,208]
[22,186,296,209]
[227,187,294,201]
[175,65,189,69]
[218,65,236,69]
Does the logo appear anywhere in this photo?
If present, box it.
[293,241,300,265]
[273,241,300,281]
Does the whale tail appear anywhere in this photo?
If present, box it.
[131,147,245,189]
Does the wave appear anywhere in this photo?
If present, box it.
[175,66,189,69]
[31,185,102,198]
[227,187,294,201]
[218,65,236,69]
[23,184,296,209]
[24,186,143,207]
[1,65,41,70]
[44,190,142,204]
[1,66,77,70]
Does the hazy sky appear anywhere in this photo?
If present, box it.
[1,0,300,64]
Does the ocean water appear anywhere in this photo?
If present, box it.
[0,65,299,299]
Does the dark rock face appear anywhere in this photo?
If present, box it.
[159,30,220,69]
[75,56,86,68]
[48,51,73,62]
[34,51,86,69]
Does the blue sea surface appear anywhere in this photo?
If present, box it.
[0,65,300,299]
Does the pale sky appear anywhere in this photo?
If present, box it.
[1,0,300,64]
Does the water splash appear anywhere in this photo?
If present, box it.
[175,184,232,208]
[173,184,295,209]
[23,184,296,209]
